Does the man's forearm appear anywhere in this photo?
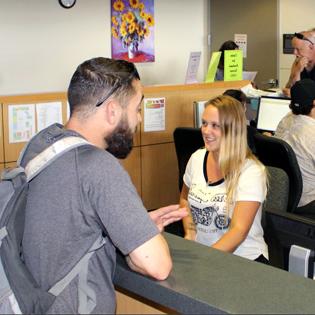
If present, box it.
[125,255,148,276]
[285,72,301,88]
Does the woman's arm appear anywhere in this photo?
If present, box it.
[180,184,197,240]
[211,200,260,253]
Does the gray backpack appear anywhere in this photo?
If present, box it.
[0,136,106,314]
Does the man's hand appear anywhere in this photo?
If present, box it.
[285,56,309,88]
[149,205,188,232]
[292,56,308,74]
[282,87,291,97]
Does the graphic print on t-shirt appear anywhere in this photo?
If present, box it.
[188,183,230,246]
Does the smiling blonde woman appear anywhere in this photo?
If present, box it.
[180,95,269,263]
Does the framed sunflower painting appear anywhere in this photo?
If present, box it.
[111,0,155,62]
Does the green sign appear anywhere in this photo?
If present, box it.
[224,50,243,81]
[205,51,222,83]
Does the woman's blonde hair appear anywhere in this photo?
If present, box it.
[204,95,265,211]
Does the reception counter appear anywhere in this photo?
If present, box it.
[114,232,315,314]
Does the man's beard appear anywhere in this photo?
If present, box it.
[105,116,134,159]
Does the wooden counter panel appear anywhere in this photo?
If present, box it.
[143,80,250,93]
[115,289,175,314]
[141,142,179,210]
[119,146,141,197]
[0,104,4,163]
[141,80,249,145]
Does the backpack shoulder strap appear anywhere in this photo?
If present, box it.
[25,136,90,182]
[48,234,107,314]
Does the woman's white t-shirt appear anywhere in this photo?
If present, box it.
[183,148,268,260]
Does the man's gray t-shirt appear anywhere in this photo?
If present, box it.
[21,124,159,314]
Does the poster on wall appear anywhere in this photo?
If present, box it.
[234,33,247,58]
[143,97,165,132]
[36,102,63,132]
[111,0,155,63]
[8,104,36,143]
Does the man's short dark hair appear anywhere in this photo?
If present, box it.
[68,57,140,117]
[223,89,247,105]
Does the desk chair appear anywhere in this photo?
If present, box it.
[173,127,204,191]
[262,166,290,268]
[165,127,204,237]
[253,132,303,214]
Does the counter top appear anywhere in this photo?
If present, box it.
[114,232,315,314]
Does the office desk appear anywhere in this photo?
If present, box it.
[114,232,315,314]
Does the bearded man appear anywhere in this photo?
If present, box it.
[21,57,187,314]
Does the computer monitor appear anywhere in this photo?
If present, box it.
[245,97,260,123]
[256,96,291,132]
[264,209,315,279]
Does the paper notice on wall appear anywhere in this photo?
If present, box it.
[36,102,63,132]
[185,51,201,84]
[8,104,36,143]
[234,33,247,58]
[144,98,165,132]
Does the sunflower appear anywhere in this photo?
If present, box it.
[138,28,144,37]
[125,11,135,23]
[145,14,154,27]
[129,0,139,9]
[128,22,136,34]
[111,27,119,39]
[111,16,118,26]
[120,22,127,37]
[113,0,125,12]
[121,13,127,22]
[143,27,150,37]
[139,2,145,10]
[140,11,146,19]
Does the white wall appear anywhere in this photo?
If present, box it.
[0,0,208,95]
[278,0,315,87]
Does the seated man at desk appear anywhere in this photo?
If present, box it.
[275,79,315,214]
[180,95,268,264]
[284,29,315,96]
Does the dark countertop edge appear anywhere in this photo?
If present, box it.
[114,253,226,314]
[113,232,315,314]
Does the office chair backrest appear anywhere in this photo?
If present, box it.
[264,166,289,213]
[261,166,290,262]
[168,127,204,238]
[253,132,303,213]
[173,127,204,191]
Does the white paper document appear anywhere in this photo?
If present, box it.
[144,98,165,132]
[36,102,63,132]
[234,33,247,58]
[185,51,201,84]
[9,104,36,143]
